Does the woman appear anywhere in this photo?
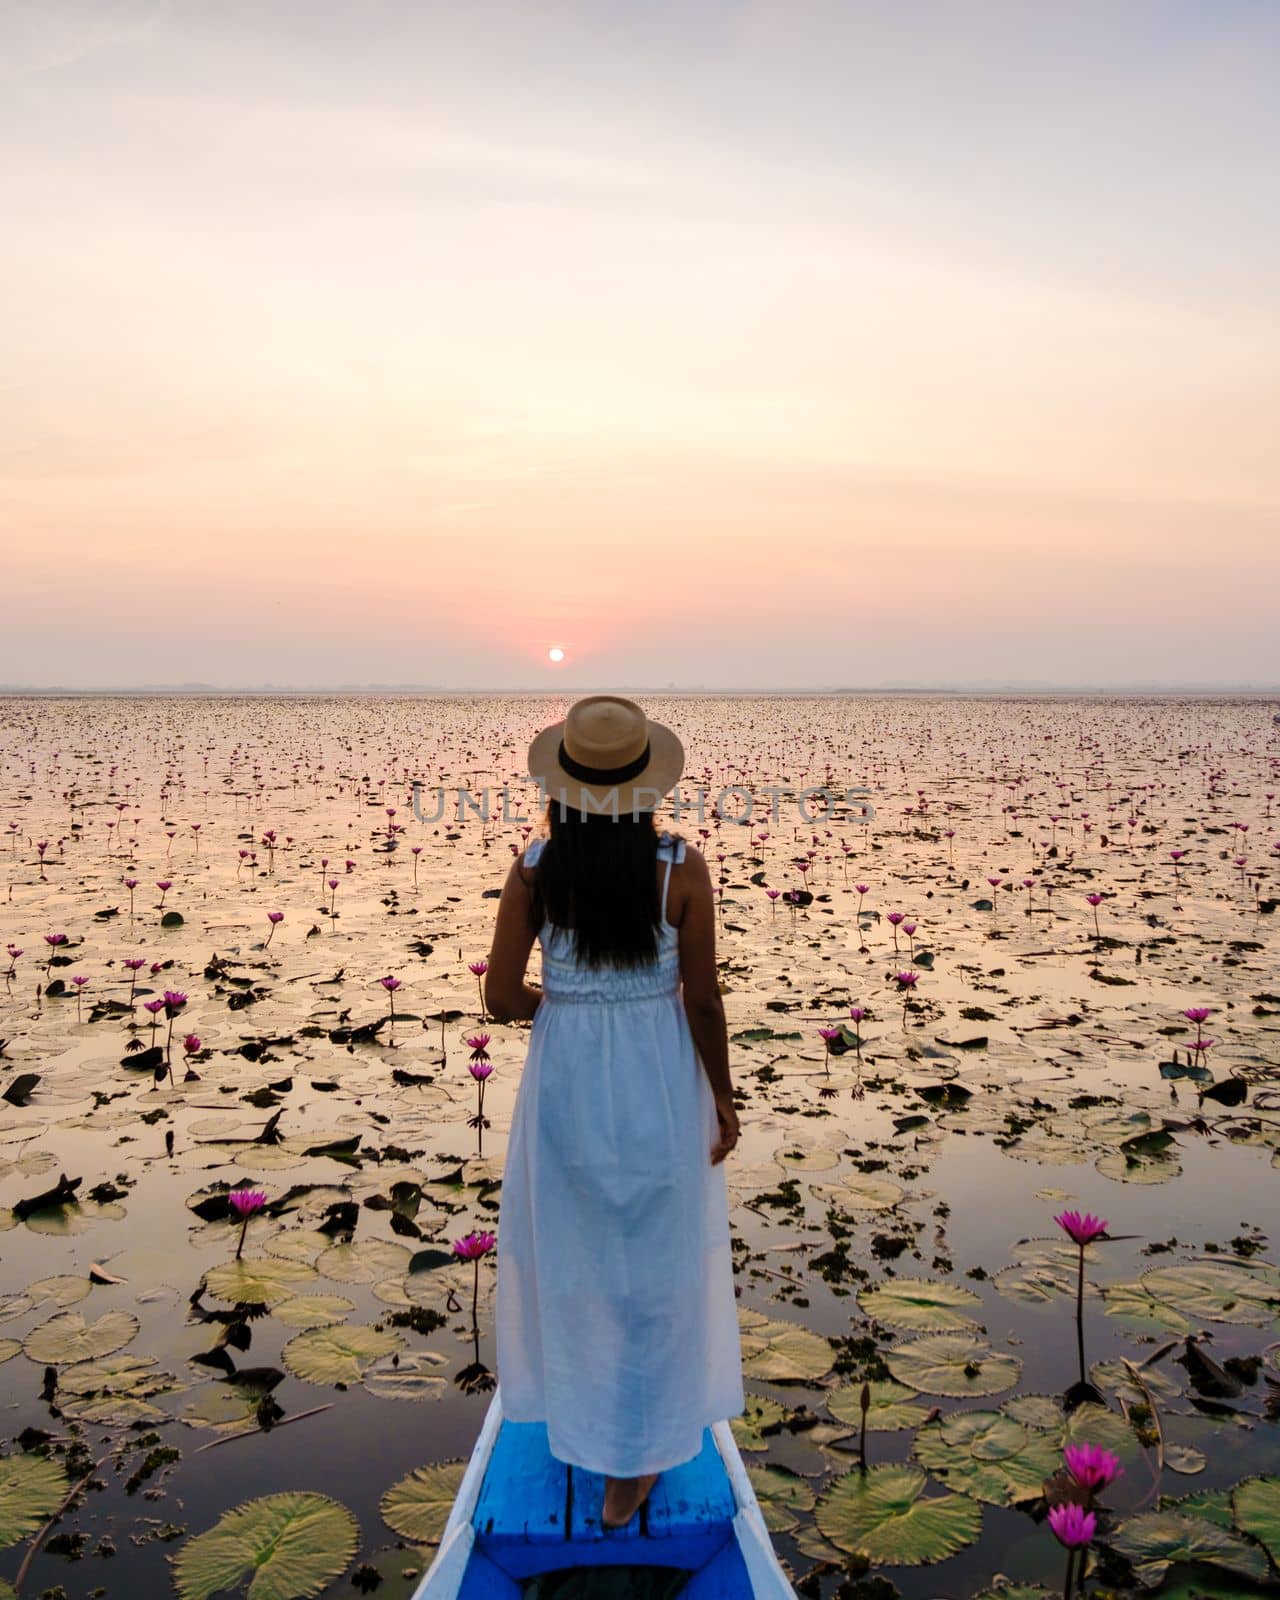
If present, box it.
[484,694,745,1530]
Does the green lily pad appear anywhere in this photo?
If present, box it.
[172,1491,359,1600]
[381,1461,468,1545]
[273,1295,355,1329]
[202,1256,319,1306]
[1108,1512,1271,1588]
[813,1463,982,1565]
[282,1323,402,1386]
[1137,1260,1280,1327]
[317,1239,412,1284]
[1232,1476,1280,1567]
[1103,1280,1196,1334]
[828,1379,931,1433]
[363,1350,448,1401]
[729,1393,790,1451]
[739,1315,834,1382]
[23,1308,139,1365]
[886,1334,1022,1399]
[809,1173,905,1211]
[913,1411,1063,1507]
[0,1453,68,1548]
[744,1463,816,1533]
[858,1278,983,1332]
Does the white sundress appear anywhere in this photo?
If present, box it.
[494,832,745,1477]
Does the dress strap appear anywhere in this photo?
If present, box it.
[523,837,547,868]
[657,832,685,923]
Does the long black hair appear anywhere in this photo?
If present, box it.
[528,804,670,968]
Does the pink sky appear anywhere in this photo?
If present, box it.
[2,1,1278,688]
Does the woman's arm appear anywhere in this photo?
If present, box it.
[676,846,739,1162]
[483,857,542,1023]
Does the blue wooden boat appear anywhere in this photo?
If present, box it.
[410,1385,797,1597]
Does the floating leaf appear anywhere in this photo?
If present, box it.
[729,1393,790,1451]
[381,1462,468,1545]
[1108,1512,1271,1587]
[1232,1476,1280,1567]
[273,1295,354,1329]
[813,1463,981,1565]
[202,1256,319,1306]
[913,1411,1062,1506]
[739,1315,833,1382]
[886,1334,1021,1399]
[809,1173,904,1211]
[828,1379,931,1434]
[282,1323,401,1386]
[0,1453,68,1548]
[363,1350,447,1401]
[172,1491,359,1600]
[744,1463,815,1533]
[23,1308,138,1365]
[1138,1260,1280,1327]
[859,1277,983,1332]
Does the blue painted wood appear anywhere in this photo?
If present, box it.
[679,1535,755,1598]
[471,1420,570,1580]
[468,1419,744,1586]
[570,1427,734,1570]
[454,1545,523,1600]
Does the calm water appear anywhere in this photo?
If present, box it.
[0,694,1277,1599]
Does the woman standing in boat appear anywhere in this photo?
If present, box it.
[484,694,745,1530]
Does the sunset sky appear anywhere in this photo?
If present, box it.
[3,1,1278,689]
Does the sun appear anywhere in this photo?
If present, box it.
[548,647,565,663]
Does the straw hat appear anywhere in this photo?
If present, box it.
[527,695,684,816]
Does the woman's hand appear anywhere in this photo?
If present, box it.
[710,1092,740,1165]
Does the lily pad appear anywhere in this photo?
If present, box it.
[1232,1476,1280,1567]
[813,1462,982,1565]
[202,1256,319,1306]
[381,1461,468,1545]
[828,1379,931,1434]
[745,1463,816,1533]
[886,1334,1022,1399]
[739,1315,834,1382]
[1137,1260,1280,1327]
[23,1308,139,1365]
[913,1410,1063,1506]
[0,1452,68,1548]
[282,1323,402,1386]
[172,1491,359,1600]
[1108,1512,1271,1588]
[858,1278,983,1332]
[729,1393,790,1451]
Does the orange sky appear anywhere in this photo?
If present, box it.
[2,1,1278,688]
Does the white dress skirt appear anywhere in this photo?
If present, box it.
[494,833,745,1476]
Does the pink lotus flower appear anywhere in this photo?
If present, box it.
[144,998,166,1015]
[379,975,402,992]
[887,911,905,926]
[183,1033,202,1054]
[1048,1503,1096,1549]
[849,1007,866,1022]
[452,1229,496,1260]
[465,1034,491,1054]
[228,1187,267,1257]
[893,971,919,988]
[468,960,489,976]
[1086,893,1105,906]
[163,990,187,1012]
[264,910,284,948]
[1064,1442,1122,1493]
[818,1026,841,1041]
[1183,1007,1212,1024]
[469,1059,494,1080]
[1054,1210,1107,1245]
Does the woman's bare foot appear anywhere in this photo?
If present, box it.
[602,1471,659,1527]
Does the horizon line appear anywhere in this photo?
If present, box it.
[3,683,1280,698]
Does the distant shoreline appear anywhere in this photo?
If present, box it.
[2,686,1278,700]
